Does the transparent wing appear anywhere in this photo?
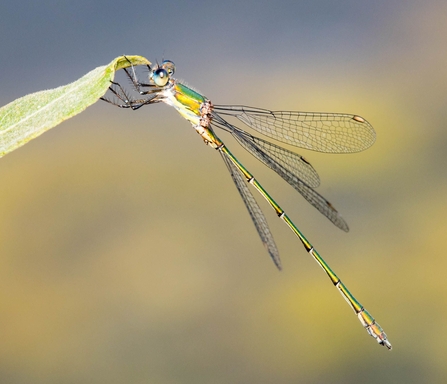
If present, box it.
[213,113,320,188]
[220,149,282,270]
[214,105,375,153]
[229,128,348,232]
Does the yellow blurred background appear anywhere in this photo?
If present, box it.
[1,1,447,383]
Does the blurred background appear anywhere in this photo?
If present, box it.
[1,1,446,383]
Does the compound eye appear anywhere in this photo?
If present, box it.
[161,60,175,76]
[152,68,169,87]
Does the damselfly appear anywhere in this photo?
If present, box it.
[101,57,391,349]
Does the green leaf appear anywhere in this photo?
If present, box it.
[0,55,151,158]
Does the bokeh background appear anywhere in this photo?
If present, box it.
[1,1,446,383]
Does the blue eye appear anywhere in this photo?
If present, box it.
[161,60,175,76]
[152,68,169,87]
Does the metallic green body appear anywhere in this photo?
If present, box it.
[219,145,391,349]
[165,83,205,126]
[103,58,391,349]
[162,73,391,349]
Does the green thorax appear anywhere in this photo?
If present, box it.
[164,81,206,126]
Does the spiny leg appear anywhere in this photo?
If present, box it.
[120,55,165,96]
[100,80,162,110]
